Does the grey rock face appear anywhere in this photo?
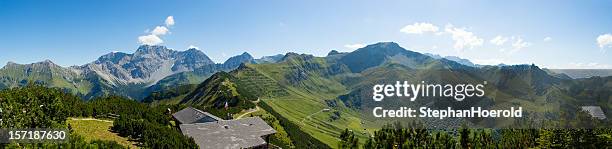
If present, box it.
[222,52,254,69]
[254,54,284,63]
[173,48,215,72]
[81,45,214,86]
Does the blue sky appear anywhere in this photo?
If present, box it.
[1,0,611,69]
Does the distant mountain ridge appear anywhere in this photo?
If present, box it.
[79,45,215,86]
[340,42,437,72]
[548,69,612,79]
[3,42,611,103]
[425,53,477,67]
[0,45,256,100]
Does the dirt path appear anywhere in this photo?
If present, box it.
[236,98,262,119]
[236,106,261,119]
[69,117,114,123]
[300,109,326,125]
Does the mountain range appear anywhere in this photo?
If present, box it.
[1,42,611,147]
[145,42,610,147]
[2,42,610,101]
[0,45,255,100]
[164,42,612,127]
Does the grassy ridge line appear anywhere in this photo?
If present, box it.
[259,101,331,149]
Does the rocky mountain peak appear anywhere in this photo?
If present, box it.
[36,59,59,67]
[222,52,254,68]
[134,45,175,59]
[327,50,342,56]
[97,51,131,64]
[240,52,252,57]
[179,48,210,60]
[172,48,214,71]
[2,61,22,69]
[340,42,426,72]
[4,61,17,67]
[366,42,401,50]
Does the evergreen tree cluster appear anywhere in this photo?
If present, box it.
[112,114,197,149]
[0,85,81,128]
[342,122,612,149]
[0,85,197,148]
[3,133,125,149]
[339,129,359,149]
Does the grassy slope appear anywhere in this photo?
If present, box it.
[242,108,295,148]
[248,57,590,147]
[242,57,371,147]
[67,118,137,148]
[0,63,93,95]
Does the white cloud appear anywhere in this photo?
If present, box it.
[138,16,176,45]
[597,34,612,48]
[400,22,439,34]
[165,16,175,27]
[444,24,483,50]
[151,26,169,35]
[543,37,552,42]
[490,35,508,46]
[344,43,365,50]
[511,37,531,51]
[138,34,163,45]
[188,45,199,50]
[569,62,611,69]
[489,36,530,53]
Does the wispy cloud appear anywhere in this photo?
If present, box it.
[165,16,175,27]
[492,36,531,53]
[490,35,508,46]
[597,33,612,48]
[400,22,439,34]
[444,24,483,50]
[543,37,552,42]
[138,16,175,45]
[344,43,365,50]
[151,26,169,35]
[510,37,531,53]
[138,34,163,46]
[399,22,538,54]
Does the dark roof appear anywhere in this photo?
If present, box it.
[179,117,277,149]
[581,106,607,119]
[172,107,222,124]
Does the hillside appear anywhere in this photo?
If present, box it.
[0,60,93,95]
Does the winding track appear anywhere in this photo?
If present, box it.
[236,98,261,119]
[300,109,326,125]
